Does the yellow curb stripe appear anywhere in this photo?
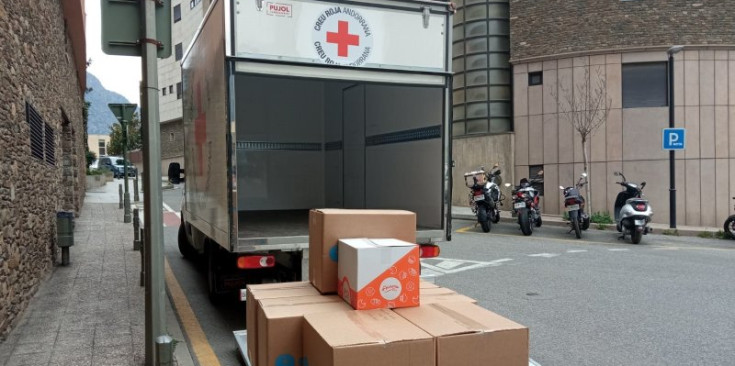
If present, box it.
[456,225,475,233]
[164,259,221,366]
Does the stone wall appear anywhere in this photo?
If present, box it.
[0,1,87,339]
[510,0,735,61]
[161,119,184,160]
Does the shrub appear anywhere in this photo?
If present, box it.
[86,168,104,176]
[562,211,569,221]
[596,223,608,230]
[697,231,714,239]
[661,229,679,236]
[590,211,614,224]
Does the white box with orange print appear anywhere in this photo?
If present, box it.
[337,238,420,310]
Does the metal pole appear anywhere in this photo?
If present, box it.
[134,173,140,202]
[141,0,168,364]
[668,52,676,229]
[133,208,141,251]
[119,184,123,209]
[155,335,174,366]
[123,115,131,223]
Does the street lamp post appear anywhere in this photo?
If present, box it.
[667,45,684,229]
[121,116,131,223]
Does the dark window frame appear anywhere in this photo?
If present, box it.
[528,71,543,86]
[529,165,544,196]
[176,82,183,99]
[175,43,183,61]
[173,4,181,23]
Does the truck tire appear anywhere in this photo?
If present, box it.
[177,224,197,259]
[206,242,225,303]
[519,210,533,236]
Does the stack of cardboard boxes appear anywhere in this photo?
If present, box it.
[246,209,529,366]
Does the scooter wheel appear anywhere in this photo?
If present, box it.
[724,216,735,239]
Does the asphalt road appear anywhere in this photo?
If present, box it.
[162,188,735,366]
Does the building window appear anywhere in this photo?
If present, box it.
[529,165,544,196]
[176,82,182,99]
[175,43,183,61]
[25,102,55,165]
[98,139,106,156]
[528,71,543,86]
[190,0,201,9]
[169,85,174,94]
[173,4,181,23]
[163,87,167,96]
[622,62,668,108]
[44,123,55,165]
[170,132,175,142]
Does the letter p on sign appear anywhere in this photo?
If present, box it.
[663,128,686,150]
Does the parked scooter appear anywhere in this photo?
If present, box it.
[613,171,653,244]
[505,171,544,236]
[724,197,735,239]
[463,164,503,232]
[560,172,590,239]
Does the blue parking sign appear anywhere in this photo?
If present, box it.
[662,128,685,150]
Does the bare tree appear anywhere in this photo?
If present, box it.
[553,66,612,214]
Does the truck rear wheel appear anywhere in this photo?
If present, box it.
[206,241,225,303]
[178,224,197,259]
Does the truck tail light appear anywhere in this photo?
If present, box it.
[419,244,440,258]
[237,255,275,269]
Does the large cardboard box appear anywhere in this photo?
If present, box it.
[420,287,477,304]
[309,209,416,294]
[258,295,351,366]
[245,282,320,366]
[303,309,435,366]
[394,301,529,366]
[337,238,420,310]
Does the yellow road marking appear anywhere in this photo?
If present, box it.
[164,259,221,366]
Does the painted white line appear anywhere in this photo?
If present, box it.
[528,253,560,258]
[567,249,587,253]
[529,358,542,366]
[436,260,463,270]
[162,202,181,218]
[486,258,514,265]
[608,248,630,252]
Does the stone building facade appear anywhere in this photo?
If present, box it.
[0,0,87,339]
[508,1,735,226]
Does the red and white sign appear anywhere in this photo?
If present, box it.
[266,2,292,17]
[312,7,373,67]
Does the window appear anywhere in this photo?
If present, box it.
[162,87,167,96]
[176,82,182,99]
[170,132,175,142]
[190,0,201,9]
[175,43,183,61]
[529,165,544,196]
[173,4,181,23]
[98,139,106,156]
[169,85,174,94]
[528,71,543,86]
[26,102,55,165]
[622,62,668,108]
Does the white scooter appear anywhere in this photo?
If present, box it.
[613,171,653,244]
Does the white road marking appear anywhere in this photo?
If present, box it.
[567,249,587,253]
[162,202,180,217]
[608,248,630,252]
[528,253,560,258]
[420,257,510,275]
[436,260,463,270]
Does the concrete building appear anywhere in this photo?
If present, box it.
[452,0,735,227]
[0,0,87,338]
[156,0,210,172]
[87,133,111,159]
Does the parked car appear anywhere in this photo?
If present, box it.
[98,155,137,178]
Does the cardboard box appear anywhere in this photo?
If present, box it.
[420,287,477,304]
[309,209,416,294]
[245,282,320,366]
[258,295,351,366]
[303,309,435,366]
[337,238,420,310]
[394,301,529,366]
[420,279,440,289]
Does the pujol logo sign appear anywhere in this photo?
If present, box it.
[312,6,373,67]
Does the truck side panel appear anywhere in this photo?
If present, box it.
[181,0,231,249]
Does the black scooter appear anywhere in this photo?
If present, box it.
[560,172,590,239]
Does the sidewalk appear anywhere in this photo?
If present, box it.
[0,179,194,366]
[452,205,723,237]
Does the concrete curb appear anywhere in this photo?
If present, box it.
[452,212,726,238]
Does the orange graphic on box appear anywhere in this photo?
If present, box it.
[337,239,420,310]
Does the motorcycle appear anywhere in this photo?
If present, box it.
[613,171,653,244]
[560,172,590,239]
[724,197,735,239]
[463,164,503,232]
[505,171,544,236]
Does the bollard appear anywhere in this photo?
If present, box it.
[134,174,140,202]
[155,335,174,366]
[133,209,140,251]
[119,184,123,209]
[140,227,146,287]
[56,211,75,266]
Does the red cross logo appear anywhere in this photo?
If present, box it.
[326,21,359,57]
[194,81,207,179]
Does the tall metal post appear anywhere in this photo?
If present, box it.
[122,114,131,223]
[667,46,683,229]
[141,1,168,364]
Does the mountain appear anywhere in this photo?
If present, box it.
[85,72,130,135]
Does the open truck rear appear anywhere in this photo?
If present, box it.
[176,0,454,299]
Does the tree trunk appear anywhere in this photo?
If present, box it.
[582,137,592,215]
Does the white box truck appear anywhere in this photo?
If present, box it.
[174,0,454,299]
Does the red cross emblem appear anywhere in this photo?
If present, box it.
[326,21,359,57]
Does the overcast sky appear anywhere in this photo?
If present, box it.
[85,0,142,105]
